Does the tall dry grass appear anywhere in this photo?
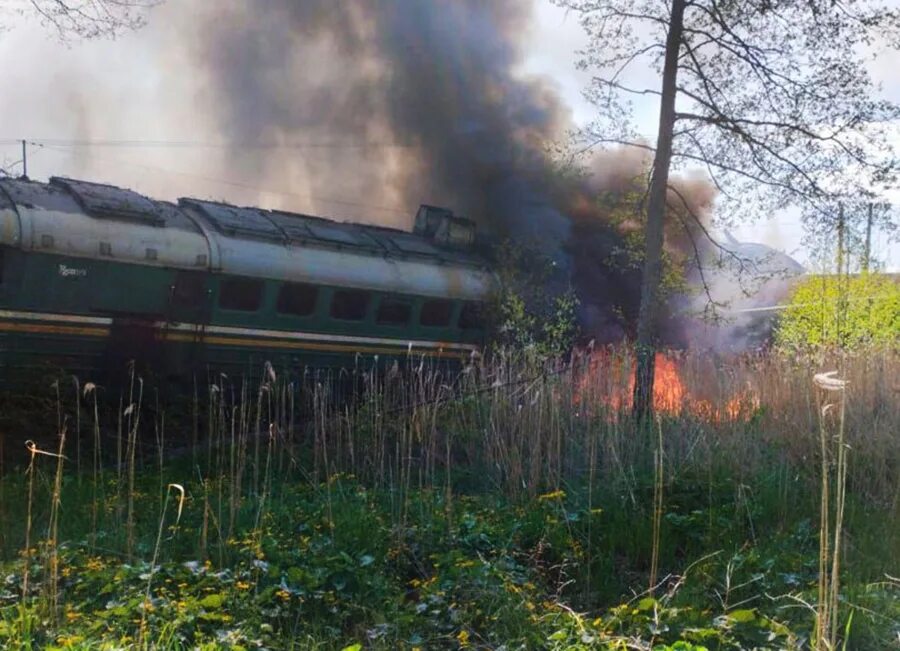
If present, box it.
[0,345,896,646]
[245,347,895,509]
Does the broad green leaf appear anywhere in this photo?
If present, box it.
[728,609,756,623]
[199,593,225,609]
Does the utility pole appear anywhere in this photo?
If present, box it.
[21,140,27,178]
[836,203,845,276]
[863,203,873,273]
[835,203,847,345]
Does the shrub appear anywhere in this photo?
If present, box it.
[775,273,899,349]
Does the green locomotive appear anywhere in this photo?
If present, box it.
[0,176,493,381]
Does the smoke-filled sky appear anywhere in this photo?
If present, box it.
[0,0,897,271]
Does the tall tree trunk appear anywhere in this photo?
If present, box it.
[633,0,686,420]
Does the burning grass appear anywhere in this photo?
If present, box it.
[573,350,761,419]
[0,347,896,649]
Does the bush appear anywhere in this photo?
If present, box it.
[775,273,899,349]
[488,241,580,358]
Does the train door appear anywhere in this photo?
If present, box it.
[164,270,211,376]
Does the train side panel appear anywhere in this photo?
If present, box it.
[0,246,484,384]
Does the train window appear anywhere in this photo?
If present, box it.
[277,282,318,317]
[172,272,205,308]
[330,289,370,321]
[219,277,263,312]
[420,299,454,327]
[458,301,485,330]
[0,248,4,286]
[376,297,412,326]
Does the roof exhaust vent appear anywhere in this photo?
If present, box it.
[413,205,476,248]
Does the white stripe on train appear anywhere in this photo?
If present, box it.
[0,309,478,353]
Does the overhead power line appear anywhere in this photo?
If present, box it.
[3,138,418,150]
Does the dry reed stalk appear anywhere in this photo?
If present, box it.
[21,442,38,605]
[192,376,199,470]
[0,431,5,556]
[154,392,164,502]
[813,370,849,651]
[228,398,238,539]
[138,483,184,647]
[125,375,144,561]
[228,380,246,539]
[583,368,598,602]
[45,420,67,622]
[252,381,264,497]
[199,471,209,561]
[84,382,101,548]
[213,380,226,545]
[72,376,81,480]
[116,392,123,527]
[253,423,275,557]
[649,417,664,596]
[829,375,849,647]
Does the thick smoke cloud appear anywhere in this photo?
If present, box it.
[193,1,570,236]
[189,0,715,341]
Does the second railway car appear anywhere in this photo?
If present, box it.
[0,176,494,380]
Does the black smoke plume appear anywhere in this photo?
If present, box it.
[189,0,714,342]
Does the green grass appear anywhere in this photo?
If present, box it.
[0,348,896,649]
[0,476,857,649]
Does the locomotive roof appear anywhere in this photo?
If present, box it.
[2,176,485,267]
[0,176,494,300]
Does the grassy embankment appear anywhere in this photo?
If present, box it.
[0,348,897,650]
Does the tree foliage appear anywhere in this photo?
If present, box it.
[557,0,899,226]
[776,273,900,349]
[555,0,900,415]
[488,241,580,358]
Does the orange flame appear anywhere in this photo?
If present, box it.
[575,350,760,421]
[652,354,685,413]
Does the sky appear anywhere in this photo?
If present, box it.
[0,0,897,271]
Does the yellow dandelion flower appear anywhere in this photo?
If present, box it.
[85,557,105,571]
[538,489,566,501]
[56,634,85,647]
[456,629,470,647]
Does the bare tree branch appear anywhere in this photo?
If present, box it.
[18,0,159,40]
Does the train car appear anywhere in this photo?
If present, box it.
[0,176,494,382]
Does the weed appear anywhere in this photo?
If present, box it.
[0,346,895,649]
